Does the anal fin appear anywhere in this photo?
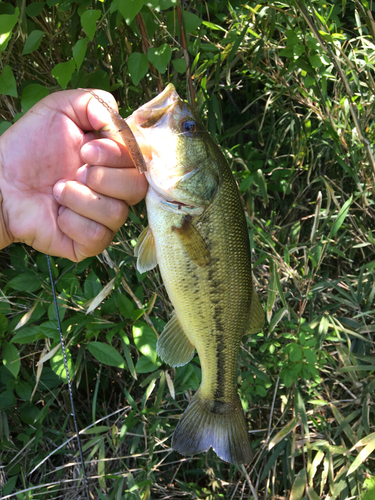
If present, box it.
[157,312,195,367]
[134,226,158,273]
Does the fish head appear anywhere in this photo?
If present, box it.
[127,84,219,214]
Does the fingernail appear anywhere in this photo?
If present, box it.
[53,180,66,200]
[76,166,87,185]
[81,143,101,164]
[58,206,66,215]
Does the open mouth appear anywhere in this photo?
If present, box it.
[167,200,195,210]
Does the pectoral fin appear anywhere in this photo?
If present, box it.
[172,217,210,267]
[134,226,158,273]
[157,312,195,367]
[245,292,265,335]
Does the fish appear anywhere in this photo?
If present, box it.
[91,84,265,464]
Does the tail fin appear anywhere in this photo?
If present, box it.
[172,388,253,464]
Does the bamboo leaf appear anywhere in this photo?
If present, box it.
[290,469,306,500]
[269,416,299,450]
[86,277,116,314]
[329,196,352,238]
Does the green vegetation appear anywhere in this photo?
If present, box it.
[1,0,375,498]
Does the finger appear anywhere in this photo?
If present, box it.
[46,89,119,132]
[53,180,128,232]
[81,138,133,167]
[57,207,115,260]
[76,165,148,206]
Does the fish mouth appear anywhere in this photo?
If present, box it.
[132,84,180,129]
[165,199,195,210]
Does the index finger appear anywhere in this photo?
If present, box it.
[85,90,147,173]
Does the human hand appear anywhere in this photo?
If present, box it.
[0,89,148,261]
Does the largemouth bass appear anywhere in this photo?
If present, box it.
[93,84,264,464]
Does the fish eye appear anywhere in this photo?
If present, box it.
[180,119,196,134]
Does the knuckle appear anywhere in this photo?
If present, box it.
[86,219,111,245]
[109,198,127,226]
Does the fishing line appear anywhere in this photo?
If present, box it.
[46,255,90,499]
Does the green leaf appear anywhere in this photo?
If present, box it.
[128,52,148,86]
[309,55,322,68]
[50,346,73,382]
[116,292,134,319]
[362,477,375,500]
[133,322,157,363]
[0,390,16,410]
[183,11,202,33]
[289,343,303,362]
[135,355,161,373]
[202,20,226,31]
[2,475,18,496]
[269,416,299,450]
[11,325,45,344]
[266,258,277,323]
[84,271,102,300]
[118,0,143,25]
[304,347,317,364]
[87,69,111,91]
[73,38,88,70]
[21,83,50,112]
[87,341,126,368]
[80,9,101,41]
[48,300,66,322]
[39,321,59,339]
[329,196,353,238]
[0,312,8,334]
[0,65,17,97]
[172,58,187,73]
[7,273,42,293]
[0,121,11,135]
[22,30,45,55]
[228,23,248,64]
[260,440,286,481]
[147,43,172,74]
[347,436,375,475]
[51,59,76,89]
[119,331,137,379]
[26,3,45,17]
[0,8,20,53]
[15,380,32,400]
[256,385,267,397]
[290,469,306,500]
[295,388,309,436]
[3,342,20,378]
